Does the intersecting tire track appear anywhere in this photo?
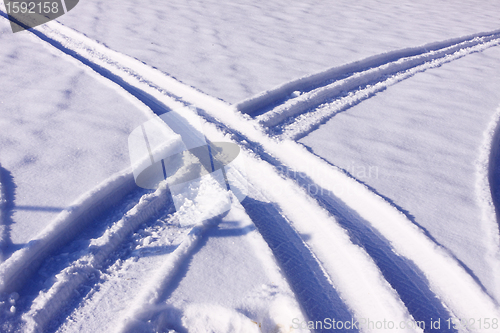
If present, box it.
[0,13,379,333]
[0,15,415,332]
[1,12,500,333]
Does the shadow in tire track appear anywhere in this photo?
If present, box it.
[242,197,357,333]
[289,170,458,333]
[0,166,16,261]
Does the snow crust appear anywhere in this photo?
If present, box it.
[300,46,500,300]
[57,0,500,103]
[1,0,500,332]
[0,17,151,245]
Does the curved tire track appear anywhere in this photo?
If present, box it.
[235,29,500,118]
[477,105,500,299]
[241,30,500,140]
[21,183,172,332]
[0,170,138,295]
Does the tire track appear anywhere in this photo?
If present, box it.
[234,29,500,140]
[22,182,172,332]
[0,170,139,295]
[230,151,419,332]
[477,104,500,299]
[0,164,8,263]
[6,17,420,331]
[235,29,500,117]
[278,36,500,140]
[287,166,457,332]
[3,14,499,332]
[486,105,500,236]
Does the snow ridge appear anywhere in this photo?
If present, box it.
[477,105,500,300]
[0,169,136,294]
[22,181,171,332]
[0,164,6,262]
[5,16,499,331]
[235,29,500,119]
[250,32,500,139]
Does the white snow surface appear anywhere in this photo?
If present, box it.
[0,0,499,332]
[299,46,500,298]
[57,0,500,103]
[0,16,150,246]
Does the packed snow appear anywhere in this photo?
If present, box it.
[0,0,500,332]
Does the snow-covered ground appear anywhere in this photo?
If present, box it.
[0,0,500,332]
[56,0,500,103]
[299,46,500,297]
[0,16,151,246]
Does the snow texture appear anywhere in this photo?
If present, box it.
[1,1,500,332]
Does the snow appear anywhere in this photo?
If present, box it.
[1,0,500,332]
[55,197,308,333]
[0,16,151,248]
[0,163,7,261]
[250,31,500,133]
[57,0,500,103]
[299,46,500,299]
